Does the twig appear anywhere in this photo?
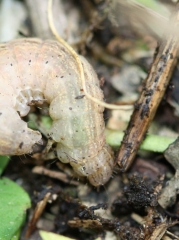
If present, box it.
[117,5,179,171]
[32,166,79,185]
[26,192,51,237]
[166,230,179,239]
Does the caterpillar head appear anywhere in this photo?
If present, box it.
[71,144,115,187]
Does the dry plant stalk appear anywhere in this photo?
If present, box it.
[117,5,179,171]
[26,192,51,237]
[32,166,79,185]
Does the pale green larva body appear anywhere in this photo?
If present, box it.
[0,38,114,186]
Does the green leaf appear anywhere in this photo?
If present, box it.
[28,113,52,130]
[105,129,177,152]
[11,229,20,240]
[0,178,31,240]
[39,231,75,240]
[0,156,10,175]
[41,116,52,130]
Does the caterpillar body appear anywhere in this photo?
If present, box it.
[0,38,114,186]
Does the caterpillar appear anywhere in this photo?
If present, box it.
[0,38,115,186]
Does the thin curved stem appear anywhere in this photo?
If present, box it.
[48,0,132,110]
